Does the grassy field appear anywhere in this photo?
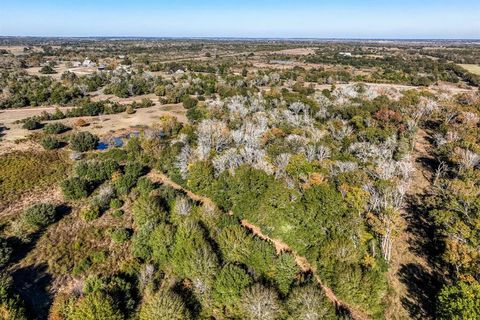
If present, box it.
[0,150,71,205]
[459,64,480,75]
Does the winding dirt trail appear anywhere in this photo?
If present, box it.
[386,128,437,319]
[148,170,371,320]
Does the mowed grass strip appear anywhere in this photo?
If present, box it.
[0,150,71,204]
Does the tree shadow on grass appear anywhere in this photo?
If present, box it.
[398,263,441,319]
[7,205,72,319]
[399,198,444,319]
[12,263,54,319]
[172,280,202,319]
[8,205,72,265]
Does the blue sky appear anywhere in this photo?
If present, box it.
[0,0,479,39]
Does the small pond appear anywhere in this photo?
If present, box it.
[97,131,139,150]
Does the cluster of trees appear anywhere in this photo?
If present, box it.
[419,94,480,318]
[140,84,434,316]
[19,98,153,129]
[153,61,232,75]
[304,52,467,86]
[103,74,162,98]
[0,71,84,108]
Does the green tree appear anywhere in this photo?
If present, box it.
[60,177,90,200]
[69,132,99,152]
[75,159,120,183]
[43,122,69,134]
[171,221,219,282]
[213,264,251,310]
[40,136,62,150]
[217,225,253,264]
[187,161,215,195]
[22,118,41,130]
[139,290,191,320]
[40,65,56,74]
[437,280,480,320]
[70,292,124,320]
[182,96,198,109]
[149,223,176,268]
[22,203,57,229]
[274,253,299,296]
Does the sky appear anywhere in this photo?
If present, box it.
[0,0,479,39]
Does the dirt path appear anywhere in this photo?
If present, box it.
[386,128,437,319]
[149,170,370,320]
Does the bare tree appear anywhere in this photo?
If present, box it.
[196,119,231,160]
[241,284,281,320]
[458,148,480,170]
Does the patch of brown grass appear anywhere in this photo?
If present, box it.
[0,150,71,207]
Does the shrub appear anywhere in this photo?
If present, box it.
[60,177,90,200]
[41,136,62,150]
[110,228,131,243]
[74,118,88,127]
[22,203,57,229]
[43,122,69,134]
[112,209,124,218]
[22,118,41,130]
[124,162,145,178]
[114,174,139,196]
[182,96,198,109]
[109,198,123,209]
[125,105,135,114]
[40,65,56,74]
[80,204,101,222]
[70,132,99,152]
[0,238,12,268]
[75,160,119,183]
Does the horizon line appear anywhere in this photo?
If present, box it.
[1,35,480,42]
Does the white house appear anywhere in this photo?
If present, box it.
[82,58,96,67]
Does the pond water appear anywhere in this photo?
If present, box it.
[96,131,139,150]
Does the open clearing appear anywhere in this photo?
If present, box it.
[459,64,480,75]
[0,101,186,142]
[275,47,317,55]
